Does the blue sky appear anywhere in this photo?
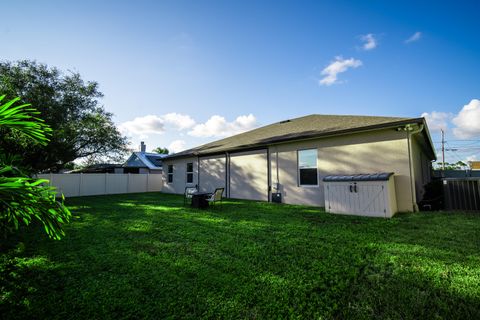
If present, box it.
[2,0,480,164]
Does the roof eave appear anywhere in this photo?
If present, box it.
[164,117,428,160]
[419,117,437,161]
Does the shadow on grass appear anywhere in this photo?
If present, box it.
[1,192,479,319]
[337,260,480,319]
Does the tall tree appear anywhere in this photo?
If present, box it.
[433,161,468,170]
[0,60,129,172]
[153,147,169,154]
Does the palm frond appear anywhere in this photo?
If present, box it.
[0,95,71,239]
[0,95,52,145]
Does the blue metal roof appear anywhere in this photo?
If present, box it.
[323,172,394,182]
[124,152,167,169]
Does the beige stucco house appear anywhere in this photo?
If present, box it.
[162,114,436,212]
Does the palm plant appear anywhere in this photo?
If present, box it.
[0,95,71,239]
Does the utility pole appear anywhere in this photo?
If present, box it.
[441,129,445,170]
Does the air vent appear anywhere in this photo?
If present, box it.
[279,119,291,124]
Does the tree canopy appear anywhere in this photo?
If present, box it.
[153,147,169,154]
[0,60,129,172]
[433,161,468,170]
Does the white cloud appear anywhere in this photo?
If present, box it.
[168,140,187,153]
[360,34,377,50]
[452,99,480,139]
[120,113,258,144]
[405,31,422,43]
[119,115,165,136]
[466,155,477,162]
[162,113,196,130]
[319,56,362,86]
[188,114,257,138]
[119,113,195,136]
[421,111,451,132]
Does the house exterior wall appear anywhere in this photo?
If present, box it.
[269,128,415,212]
[199,155,226,193]
[162,127,432,212]
[229,149,269,201]
[410,134,433,203]
[162,157,198,194]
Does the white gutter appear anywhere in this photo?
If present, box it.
[405,123,424,212]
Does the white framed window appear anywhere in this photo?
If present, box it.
[298,149,318,186]
[186,162,193,184]
[167,164,173,183]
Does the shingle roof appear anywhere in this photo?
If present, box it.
[167,114,429,158]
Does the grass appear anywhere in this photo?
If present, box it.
[1,192,479,319]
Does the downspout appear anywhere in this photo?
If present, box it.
[405,123,424,212]
[197,155,200,190]
[267,149,271,202]
[276,148,279,188]
[225,152,229,198]
[273,146,279,193]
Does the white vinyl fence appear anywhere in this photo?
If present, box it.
[36,173,164,198]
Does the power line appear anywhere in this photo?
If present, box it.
[433,139,480,142]
[434,144,480,148]
[434,140,480,145]
[447,148,480,151]
[435,147,480,151]
[446,142,465,163]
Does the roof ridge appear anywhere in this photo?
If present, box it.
[167,114,424,158]
[132,152,163,169]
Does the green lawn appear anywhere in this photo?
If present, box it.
[1,193,479,319]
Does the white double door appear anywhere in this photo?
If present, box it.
[325,181,388,217]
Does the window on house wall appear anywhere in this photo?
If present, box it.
[298,149,318,186]
[186,162,193,184]
[167,164,173,183]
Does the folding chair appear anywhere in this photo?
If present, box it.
[184,186,198,206]
[206,187,224,207]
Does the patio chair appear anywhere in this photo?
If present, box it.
[206,187,224,207]
[184,186,198,206]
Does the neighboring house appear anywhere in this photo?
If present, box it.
[124,142,166,174]
[162,114,436,212]
[469,161,480,170]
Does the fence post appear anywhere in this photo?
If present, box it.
[146,173,150,192]
[79,173,83,197]
[127,173,130,194]
[105,173,108,194]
